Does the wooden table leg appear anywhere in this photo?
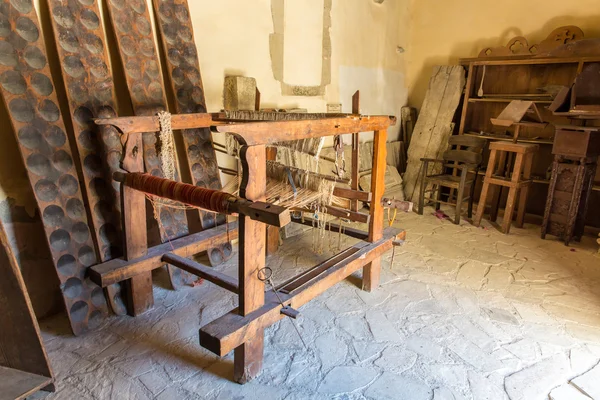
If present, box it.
[516,153,533,228]
[234,145,267,383]
[363,130,386,292]
[121,133,153,316]
[474,149,498,227]
[502,153,524,234]
[489,150,507,222]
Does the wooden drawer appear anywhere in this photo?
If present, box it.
[553,127,600,158]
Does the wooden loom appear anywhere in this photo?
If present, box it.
[89,112,403,383]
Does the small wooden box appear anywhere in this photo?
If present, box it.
[553,126,600,158]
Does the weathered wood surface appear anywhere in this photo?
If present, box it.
[46,0,126,316]
[152,0,232,266]
[0,222,54,393]
[90,222,238,287]
[403,66,466,201]
[106,0,194,290]
[0,366,53,400]
[162,253,239,294]
[0,0,107,334]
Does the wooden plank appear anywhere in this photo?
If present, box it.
[265,146,279,255]
[200,228,400,356]
[0,366,53,400]
[333,187,372,202]
[0,0,107,335]
[403,66,466,201]
[151,0,232,267]
[218,116,395,146]
[363,129,387,292]
[162,253,239,294]
[105,0,194,290]
[291,217,370,240]
[46,0,126,316]
[351,91,360,212]
[234,145,267,383]
[90,222,238,287]
[0,224,54,392]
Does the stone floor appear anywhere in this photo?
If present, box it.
[33,206,600,400]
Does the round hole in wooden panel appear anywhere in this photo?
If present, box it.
[43,204,64,227]
[69,301,88,323]
[10,0,33,14]
[89,177,109,199]
[129,0,145,14]
[63,277,83,298]
[59,174,79,196]
[209,248,223,265]
[87,310,103,330]
[46,125,66,147]
[0,41,17,67]
[120,35,135,57]
[84,154,102,175]
[113,9,132,33]
[145,59,160,79]
[139,38,154,57]
[148,82,163,101]
[73,106,93,127]
[125,59,141,80]
[83,33,103,54]
[57,254,77,275]
[162,23,177,45]
[223,242,233,257]
[94,200,111,221]
[191,163,204,181]
[26,153,52,176]
[91,287,105,308]
[178,26,192,43]
[171,67,184,86]
[18,125,42,149]
[176,87,192,106]
[131,83,146,102]
[184,66,200,85]
[35,179,58,201]
[53,150,73,172]
[186,144,200,163]
[78,245,95,267]
[52,5,74,29]
[49,228,70,251]
[16,16,39,42]
[167,48,180,66]
[23,45,46,69]
[66,198,85,219]
[89,58,108,78]
[63,55,85,78]
[70,84,89,104]
[1,70,26,94]
[58,29,79,53]
[72,221,90,243]
[31,72,53,96]
[99,223,118,245]
[0,14,10,37]
[135,15,151,36]
[9,98,35,122]
[157,3,173,22]
[38,99,60,122]
[93,82,112,103]
[80,9,100,30]
[78,129,95,151]
[106,150,120,170]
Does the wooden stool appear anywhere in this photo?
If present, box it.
[474,142,538,234]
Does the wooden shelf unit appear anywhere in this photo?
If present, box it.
[455,28,600,224]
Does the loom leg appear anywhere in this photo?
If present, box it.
[362,129,386,292]
[234,336,264,384]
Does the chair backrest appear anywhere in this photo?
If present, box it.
[442,136,487,166]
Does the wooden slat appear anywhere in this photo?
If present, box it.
[333,187,372,202]
[162,253,239,294]
[0,366,53,400]
[290,217,369,240]
[351,90,360,212]
[106,0,194,290]
[0,224,54,392]
[151,0,232,267]
[199,227,401,356]
[0,0,107,334]
[90,223,238,287]
[46,0,126,316]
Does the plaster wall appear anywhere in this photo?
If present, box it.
[406,0,600,110]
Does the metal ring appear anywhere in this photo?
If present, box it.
[257,267,272,281]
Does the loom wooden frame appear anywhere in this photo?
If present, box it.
[90,113,401,383]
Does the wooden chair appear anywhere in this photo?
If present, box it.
[418,136,486,224]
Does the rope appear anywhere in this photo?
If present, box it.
[157,111,176,181]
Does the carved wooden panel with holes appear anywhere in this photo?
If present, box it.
[152,0,232,265]
[46,0,127,315]
[106,0,194,288]
[0,0,107,335]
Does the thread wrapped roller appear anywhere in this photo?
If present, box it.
[113,172,291,227]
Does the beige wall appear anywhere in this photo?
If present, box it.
[407,0,600,110]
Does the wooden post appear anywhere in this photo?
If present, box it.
[265,146,279,255]
[121,133,153,316]
[351,91,360,212]
[362,129,387,292]
[234,145,267,383]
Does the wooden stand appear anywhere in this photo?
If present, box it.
[90,113,401,383]
[542,126,600,245]
[474,142,538,234]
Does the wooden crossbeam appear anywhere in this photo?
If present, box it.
[162,253,239,294]
[291,217,369,240]
[90,223,238,287]
[199,227,402,356]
